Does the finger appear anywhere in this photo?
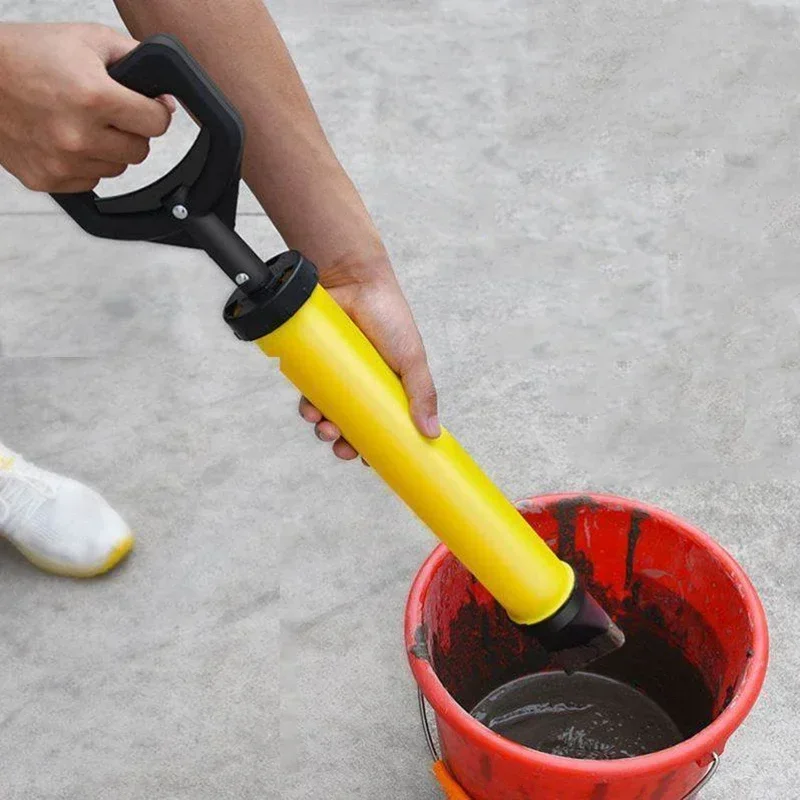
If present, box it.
[92,128,150,165]
[342,282,439,438]
[399,346,440,438]
[106,84,173,138]
[158,94,177,114]
[85,159,128,179]
[333,438,359,461]
[299,397,323,424]
[87,25,139,66]
[84,28,172,137]
[315,420,341,443]
[52,160,126,186]
[50,176,101,193]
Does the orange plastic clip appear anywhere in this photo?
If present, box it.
[432,761,472,799]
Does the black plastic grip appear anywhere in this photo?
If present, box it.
[50,34,244,244]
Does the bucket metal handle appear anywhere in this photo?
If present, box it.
[418,688,720,800]
[684,752,720,799]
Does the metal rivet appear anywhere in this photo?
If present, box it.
[171,204,188,220]
[235,273,250,285]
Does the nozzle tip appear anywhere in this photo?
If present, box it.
[525,583,625,673]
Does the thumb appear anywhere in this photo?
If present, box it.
[83,25,139,66]
[401,348,441,439]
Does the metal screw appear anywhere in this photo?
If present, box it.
[171,204,188,220]
[235,273,250,286]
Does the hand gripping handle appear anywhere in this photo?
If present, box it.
[51,34,244,244]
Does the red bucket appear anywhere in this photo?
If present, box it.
[405,493,769,800]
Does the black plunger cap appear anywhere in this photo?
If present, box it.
[224,250,318,341]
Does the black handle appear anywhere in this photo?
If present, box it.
[51,34,244,244]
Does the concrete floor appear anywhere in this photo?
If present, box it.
[0,0,796,797]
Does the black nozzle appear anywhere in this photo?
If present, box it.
[527,577,625,673]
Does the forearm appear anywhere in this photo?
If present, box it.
[114,0,387,275]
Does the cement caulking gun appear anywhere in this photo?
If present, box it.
[52,35,624,671]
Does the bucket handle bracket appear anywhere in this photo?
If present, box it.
[418,688,720,800]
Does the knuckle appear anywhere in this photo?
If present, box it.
[55,126,86,154]
[403,344,429,374]
[393,336,418,367]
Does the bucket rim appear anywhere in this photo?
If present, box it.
[405,491,770,778]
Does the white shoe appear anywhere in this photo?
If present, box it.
[0,445,134,577]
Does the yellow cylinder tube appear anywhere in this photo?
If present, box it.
[257,285,573,625]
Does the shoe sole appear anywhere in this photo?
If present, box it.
[13,532,135,578]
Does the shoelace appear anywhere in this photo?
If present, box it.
[0,463,57,528]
